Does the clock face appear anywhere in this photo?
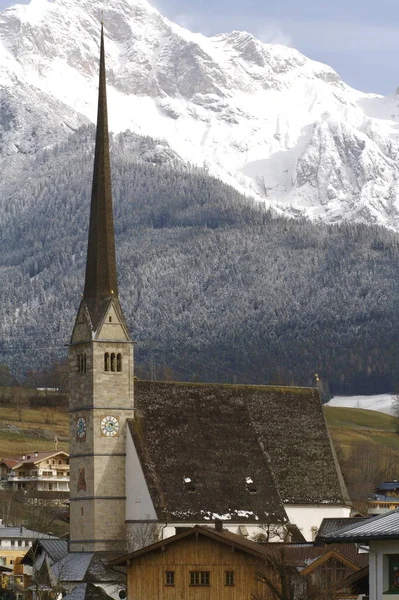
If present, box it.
[76,416,86,440]
[100,415,119,437]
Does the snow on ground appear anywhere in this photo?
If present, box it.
[326,394,394,415]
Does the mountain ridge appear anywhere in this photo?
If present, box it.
[2,0,399,227]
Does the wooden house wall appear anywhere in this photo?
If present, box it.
[127,536,270,600]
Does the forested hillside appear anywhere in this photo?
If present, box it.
[1,126,399,394]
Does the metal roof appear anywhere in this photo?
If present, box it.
[316,517,367,539]
[377,482,399,491]
[324,509,399,542]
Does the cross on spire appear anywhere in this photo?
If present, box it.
[83,24,119,330]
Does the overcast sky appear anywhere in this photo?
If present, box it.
[0,0,398,95]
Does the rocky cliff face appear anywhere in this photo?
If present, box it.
[2,0,399,228]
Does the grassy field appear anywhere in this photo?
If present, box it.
[0,405,69,456]
[324,405,399,453]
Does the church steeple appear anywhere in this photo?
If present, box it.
[68,24,134,553]
[83,23,119,331]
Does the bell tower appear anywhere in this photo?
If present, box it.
[69,24,134,552]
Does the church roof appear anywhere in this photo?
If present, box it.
[130,381,348,522]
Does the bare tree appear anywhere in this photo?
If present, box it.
[126,521,159,552]
[252,547,351,600]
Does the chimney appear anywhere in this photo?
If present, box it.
[215,520,223,533]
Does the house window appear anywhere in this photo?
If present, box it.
[190,571,210,586]
[319,558,347,586]
[225,571,235,586]
[104,353,110,372]
[117,353,122,372]
[388,555,399,592]
[165,571,175,586]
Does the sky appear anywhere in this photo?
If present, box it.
[0,0,399,95]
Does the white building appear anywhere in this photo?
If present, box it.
[0,451,69,493]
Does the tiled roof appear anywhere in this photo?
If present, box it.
[1,451,69,469]
[53,553,125,584]
[324,509,399,542]
[62,584,116,600]
[130,382,288,523]
[40,539,69,562]
[0,526,56,540]
[130,381,347,522]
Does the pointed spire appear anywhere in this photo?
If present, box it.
[83,23,119,330]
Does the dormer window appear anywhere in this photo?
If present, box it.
[184,476,195,492]
[246,477,257,494]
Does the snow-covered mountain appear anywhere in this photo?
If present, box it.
[2,0,399,227]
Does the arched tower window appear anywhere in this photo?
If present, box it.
[104,353,110,372]
[76,354,80,372]
[117,353,122,372]
[83,354,87,373]
[111,353,116,372]
[79,354,84,374]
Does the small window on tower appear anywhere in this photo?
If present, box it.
[104,353,110,372]
[117,353,122,372]
[109,316,112,322]
[111,353,116,372]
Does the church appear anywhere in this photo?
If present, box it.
[68,25,350,555]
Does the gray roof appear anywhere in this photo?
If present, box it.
[316,518,368,540]
[130,381,347,522]
[62,583,116,600]
[53,553,94,582]
[40,539,69,562]
[0,526,56,540]
[53,553,125,584]
[324,509,399,542]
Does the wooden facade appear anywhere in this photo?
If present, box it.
[126,534,266,600]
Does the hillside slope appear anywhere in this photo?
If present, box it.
[1,127,399,392]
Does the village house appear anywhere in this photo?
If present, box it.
[324,508,399,600]
[368,481,399,515]
[0,524,56,597]
[0,451,70,493]
[21,539,125,600]
[111,525,367,600]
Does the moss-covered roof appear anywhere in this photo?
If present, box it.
[130,381,347,522]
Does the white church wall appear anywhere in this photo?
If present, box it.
[125,427,157,521]
[160,523,284,541]
[284,504,351,541]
